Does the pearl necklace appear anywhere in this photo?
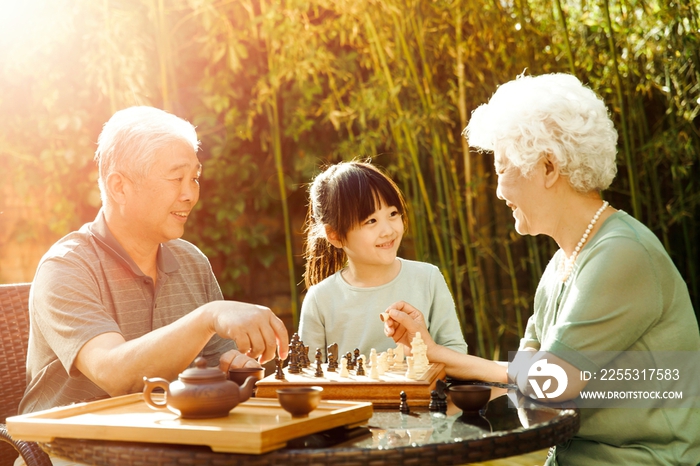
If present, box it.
[560,200,609,282]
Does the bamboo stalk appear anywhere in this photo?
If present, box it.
[454,4,490,356]
[504,239,523,338]
[103,0,116,113]
[155,0,171,110]
[553,0,576,75]
[602,0,640,219]
[261,0,299,326]
[364,11,449,277]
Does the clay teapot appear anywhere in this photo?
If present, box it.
[142,357,256,419]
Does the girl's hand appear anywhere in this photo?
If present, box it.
[383,301,433,348]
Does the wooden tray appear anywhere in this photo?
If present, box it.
[6,393,373,454]
[256,362,446,407]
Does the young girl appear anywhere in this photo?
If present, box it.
[298,161,467,360]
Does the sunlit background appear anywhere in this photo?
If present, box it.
[1,0,698,354]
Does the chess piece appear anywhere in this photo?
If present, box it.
[339,356,350,377]
[429,390,440,412]
[411,332,429,374]
[288,333,302,374]
[327,343,338,366]
[386,348,395,367]
[327,353,337,372]
[436,379,448,413]
[302,345,311,368]
[274,357,286,380]
[369,349,379,379]
[353,348,361,365]
[378,352,388,375]
[314,348,324,377]
[394,344,404,364]
[405,356,416,380]
[438,392,448,414]
[399,391,410,414]
[346,352,355,370]
[356,356,365,376]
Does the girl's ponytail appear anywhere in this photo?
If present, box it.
[303,225,345,288]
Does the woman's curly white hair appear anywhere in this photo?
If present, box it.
[464,73,618,193]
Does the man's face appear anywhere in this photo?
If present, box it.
[125,142,201,245]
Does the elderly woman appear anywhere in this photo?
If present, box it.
[384,73,700,465]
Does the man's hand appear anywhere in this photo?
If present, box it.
[206,301,289,364]
[383,301,433,349]
[219,349,262,372]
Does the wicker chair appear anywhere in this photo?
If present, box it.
[0,283,52,466]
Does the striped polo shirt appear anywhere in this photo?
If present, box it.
[20,210,234,413]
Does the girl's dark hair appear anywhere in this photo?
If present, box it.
[303,161,407,288]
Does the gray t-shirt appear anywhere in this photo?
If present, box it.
[19,210,234,414]
[298,258,468,359]
[523,211,700,465]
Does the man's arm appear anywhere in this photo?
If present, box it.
[76,300,288,396]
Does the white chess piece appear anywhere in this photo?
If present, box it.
[370,363,379,379]
[386,348,395,368]
[405,356,416,380]
[369,349,380,380]
[411,332,429,374]
[339,356,350,378]
[394,344,404,364]
[378,352,388,375]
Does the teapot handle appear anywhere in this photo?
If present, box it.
[142,377,170,410]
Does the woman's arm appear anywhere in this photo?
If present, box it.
[384,303,507,383]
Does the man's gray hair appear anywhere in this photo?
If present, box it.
[95,106,199,204]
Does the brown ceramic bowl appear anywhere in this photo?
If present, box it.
[276,386,323,417]
[228,367,265,386]
[448,385,491,413]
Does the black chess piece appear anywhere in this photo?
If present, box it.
[327,353,337,372]
[438,392,448,413]
[274,357,286,380]
[327,343,338,366]
[356,357,365,376]
[434,378,448,413]
[302,345,311,368]
[314,348,324,377]
[353,348,360,366]
[288,334,302,374]
[429,390,440,412]
[346,351,355,370]
[399,391,410,414]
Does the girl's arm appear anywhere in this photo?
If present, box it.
[298,287,328,360]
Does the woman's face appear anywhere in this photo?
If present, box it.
[494,151,546,236]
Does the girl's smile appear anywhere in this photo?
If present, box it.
[335,200,404,286]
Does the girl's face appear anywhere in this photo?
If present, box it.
[341,200,404,269]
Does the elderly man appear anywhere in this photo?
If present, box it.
[19,106,288,418]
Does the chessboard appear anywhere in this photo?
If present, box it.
[255,361,446,407]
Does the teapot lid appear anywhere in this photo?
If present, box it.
[179,357,227,383]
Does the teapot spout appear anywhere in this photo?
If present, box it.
[239,376,257,402]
